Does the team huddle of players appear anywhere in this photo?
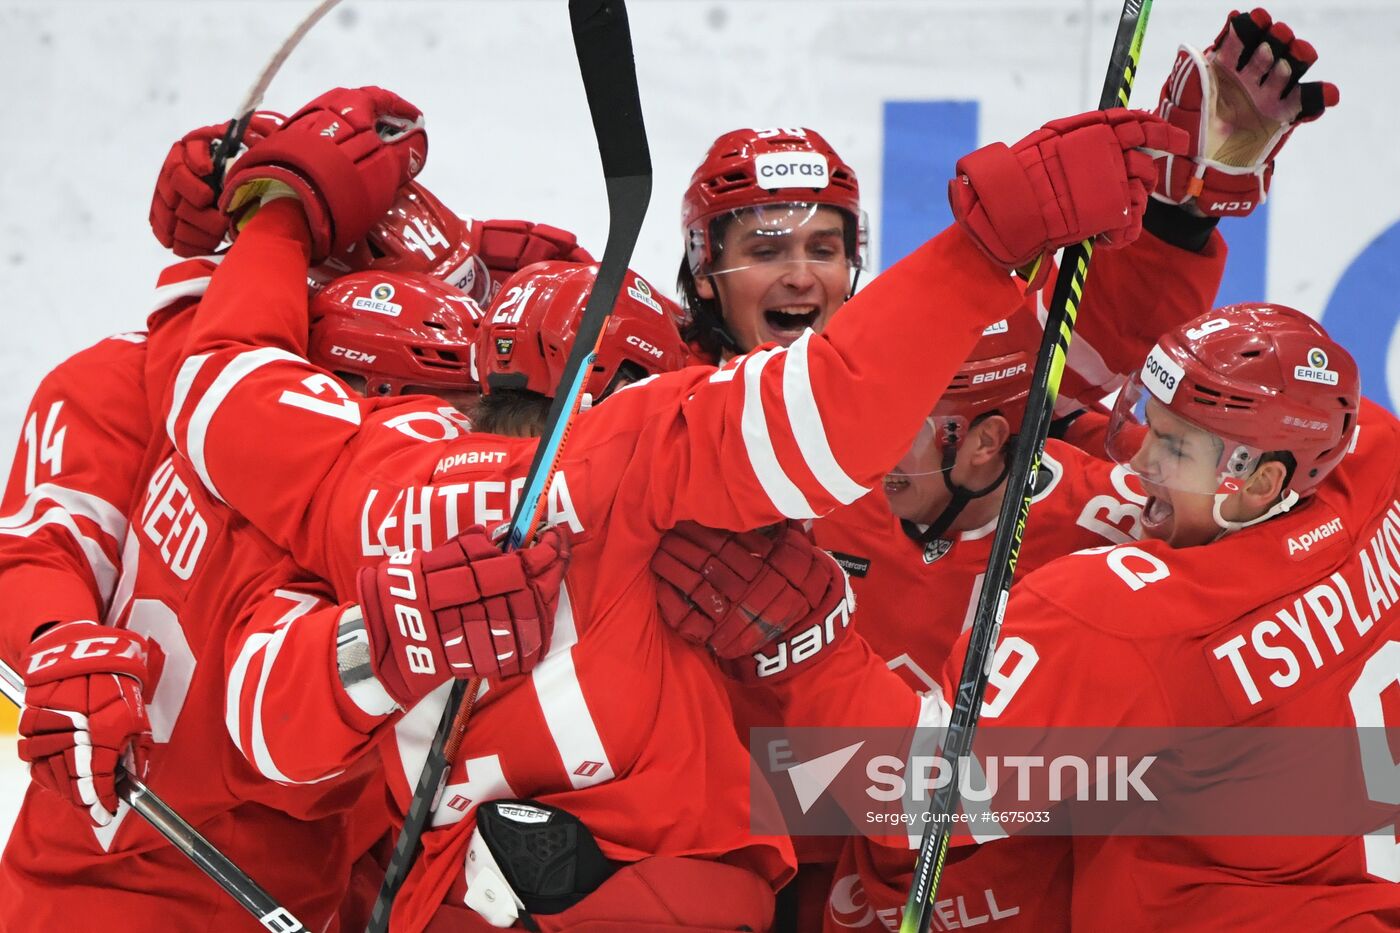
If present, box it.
[2,7,1396,932]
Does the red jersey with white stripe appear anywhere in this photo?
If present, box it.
[790,449,1144,932]
[159,200,1027,931]
[793,225,1227,932]
[0,256,215,667]
[0,258,391,933]
[924,400,1400,930]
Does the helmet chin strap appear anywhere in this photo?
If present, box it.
[1210,489,1300,535]
[901,447,1011,547]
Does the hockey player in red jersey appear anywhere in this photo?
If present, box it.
[898,302,1399,931]
[0,89,542,932]
[148,89,1176,927]
[655,11,1339,929]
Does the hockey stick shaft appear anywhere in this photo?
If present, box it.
[899,3,1152,930]
[366,3,652,929]
[0,659,309,933]
[206,0,345,189]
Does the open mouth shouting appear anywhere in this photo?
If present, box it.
[762,304,820,343]
[1141,491,1174,536]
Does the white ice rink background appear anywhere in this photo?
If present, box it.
[1,0,1398,851]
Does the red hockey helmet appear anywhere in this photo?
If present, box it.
[681,127,867,275]
[900,309,1041,475]
[309,271,485,397]
[1106,303,1359,496]
[477,261,688,400]
[310,181,493,305]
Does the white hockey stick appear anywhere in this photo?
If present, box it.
[207,0,346,188]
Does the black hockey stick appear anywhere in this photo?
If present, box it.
[898,2,1153,930]
[366,3,652,929]
[206,0,344,190]
[0,659,310,933]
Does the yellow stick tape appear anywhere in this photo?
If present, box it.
[0,703,16,734]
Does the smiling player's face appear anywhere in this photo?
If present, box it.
[696,205,851,352]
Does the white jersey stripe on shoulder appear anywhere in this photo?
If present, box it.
[184,347,303,503]
[167,353,211,447]
[740,347,817,519]
[782,331,868,506]
[148,274,212,317]
[532,586,613,789]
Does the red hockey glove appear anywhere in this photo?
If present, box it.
[220,87,428,261]
[477,219,595,295]
[356,525,569,708]
[1153,8,1339,217]
[949,110,1187,282]
[717,549,854,686]
[652,521,836,659]
[148,112,285,257]
[17,622,155,826]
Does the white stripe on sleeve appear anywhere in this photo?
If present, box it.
[147,275,212,317]
[740,347,816,519]
[226,631,272,754]
[0,505,118,599]
[183,347,303,503]
[782,331,869,505]
[248,621,340,785]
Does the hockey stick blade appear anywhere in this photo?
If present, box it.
[366,3,651,930]
[207,0,345,190]
[898,2,1153,931]
[0,660,310,932]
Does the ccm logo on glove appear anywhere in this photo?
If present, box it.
[26,635,145,675]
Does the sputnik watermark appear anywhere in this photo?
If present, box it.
[865,753,1158,803]
[750,726,1400,837]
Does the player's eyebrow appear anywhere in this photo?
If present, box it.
[1144,411,1186,449]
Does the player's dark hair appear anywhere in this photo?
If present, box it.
[473,389,552,438]
[676,215,742,361]
[475,367,648,438]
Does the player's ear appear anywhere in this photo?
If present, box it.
[967,414,1012,467]
[1242,458,1288,509]
[694,273,716,301]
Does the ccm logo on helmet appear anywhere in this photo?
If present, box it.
[1141,345,1185,403]
[625,335,666,360]
[753,151,830,191]
[971,362,1028,385]
[331,346,377,364]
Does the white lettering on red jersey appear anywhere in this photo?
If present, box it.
[155,202,1027,927]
